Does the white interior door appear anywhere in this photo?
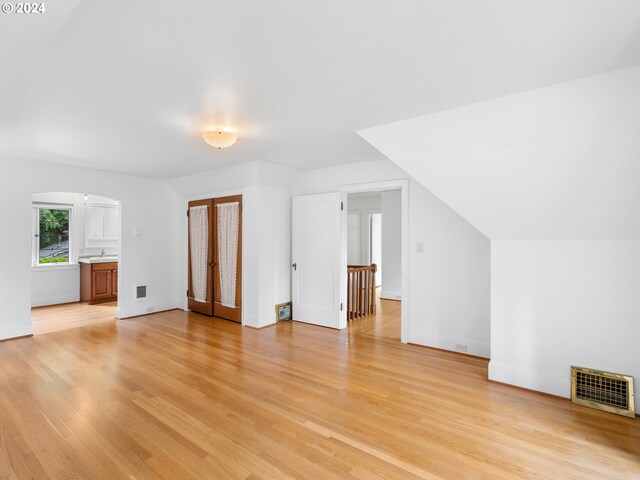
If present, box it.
[292,192,346,329]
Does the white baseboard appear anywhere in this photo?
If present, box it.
[488,361,570,398]
[179,308,274,329]
[0,322,32,341]
[117,302,179,319]
[407,330,490,358]
[258,316,276,328]
[380,290,402,301]
[31,293,80,308]
[238,311,276,329]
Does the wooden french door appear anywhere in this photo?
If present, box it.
[213,195,242,322]
[187,195,242,322]
[187,199,214,316]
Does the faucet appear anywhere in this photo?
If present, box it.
[100,249,106,258]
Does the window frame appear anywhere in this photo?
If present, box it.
[32,202,75,267]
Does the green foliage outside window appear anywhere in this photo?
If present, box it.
[39,209,69,249]
[39,257,70,264]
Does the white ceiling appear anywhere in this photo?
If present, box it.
[1,0,640,178]
[359,66,640,239]
[0,0,82,101]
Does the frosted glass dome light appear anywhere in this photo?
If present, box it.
[202,130,238,149]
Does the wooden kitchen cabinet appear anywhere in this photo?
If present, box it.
[80,262,118,304]
[111,268,118,296]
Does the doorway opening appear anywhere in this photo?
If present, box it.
[290,181,407,338]
[30,192,121,334]
[345,188,403,341]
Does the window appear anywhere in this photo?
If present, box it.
[32,204,73,266]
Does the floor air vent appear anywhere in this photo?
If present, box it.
[571,366,635,418]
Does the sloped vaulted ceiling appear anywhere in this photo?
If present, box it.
[359,66,640,239]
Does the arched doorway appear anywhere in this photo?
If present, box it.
[30,192,121,334]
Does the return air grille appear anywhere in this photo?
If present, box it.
[571,366,635,418]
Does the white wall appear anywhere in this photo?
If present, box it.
[4,154,490,359]
[31,192,119,307]
[490,239,640,411]
[168,161,296,328]
[31,266,80,308]
[0,158,182,340]
[294,159,491,357]
[381,190,402,300]
[358,66,640,405]
[256,186,292,327]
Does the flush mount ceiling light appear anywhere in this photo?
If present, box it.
[201,130,238,149]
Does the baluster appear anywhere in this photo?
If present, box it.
[356,271,360,317]
[365,269,370,316]
[358,271,362,317]
[360,270,367,317]
[346,265,380,320]
[350,270,354,320]
[347,270,351,320]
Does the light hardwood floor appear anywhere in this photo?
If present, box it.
[1,307,638,479]
[31,301,117,335]
[347,290,400,340]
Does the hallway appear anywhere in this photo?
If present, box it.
[347,288,400,341]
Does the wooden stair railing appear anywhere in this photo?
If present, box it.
[347,264,377,320]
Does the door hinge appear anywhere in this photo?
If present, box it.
[341,201,344,211]
[340,303,343,311]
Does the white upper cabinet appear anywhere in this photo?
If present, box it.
[105,206,119,240]
[85,204,119,245]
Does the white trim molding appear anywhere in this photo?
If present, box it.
[32,202,75,266]
[380,290,401,301]
[488,361,571,398]
[408,330,490,359]
[31,264,79,272]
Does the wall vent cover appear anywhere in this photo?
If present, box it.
[136,285,147,300]
[275,302,292,322]
[571,366,635,418]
